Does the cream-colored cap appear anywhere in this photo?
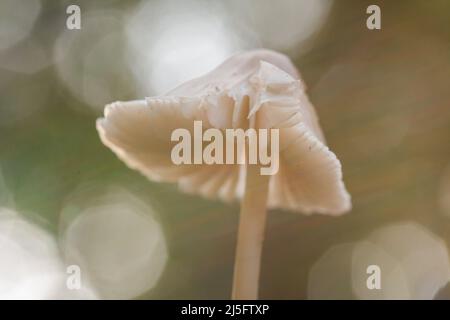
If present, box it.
[97,49,351,215]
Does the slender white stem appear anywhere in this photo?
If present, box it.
[232,164,270,300]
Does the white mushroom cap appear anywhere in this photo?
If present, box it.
[97,49,351,215]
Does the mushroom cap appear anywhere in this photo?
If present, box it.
[97,49,351,215]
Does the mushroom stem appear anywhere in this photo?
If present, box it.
[232,164,270,300]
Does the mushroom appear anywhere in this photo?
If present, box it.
[96,49,351,299]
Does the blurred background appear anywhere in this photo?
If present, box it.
[1,0,450,299]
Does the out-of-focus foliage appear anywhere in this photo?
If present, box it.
[1,0,450,299]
